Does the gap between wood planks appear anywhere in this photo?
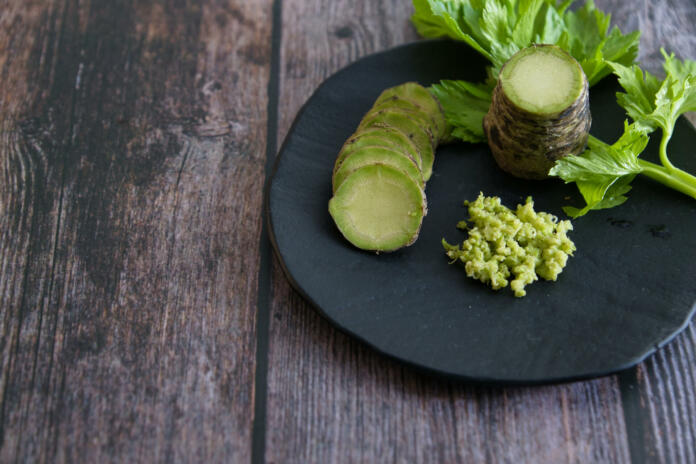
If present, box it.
[252,0,283,463]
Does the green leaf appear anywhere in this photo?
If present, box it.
[661,48,696,81]
[429,79,493,143]
[558,1,639,85]
[562,176,634,217]
[413,0,640,144]
[602,28,640,65]
[511,0,545,46]
[549,123,648,217]
[534,5,564,43]
[412,0,640,83]
[612,54,696,133]
[411,0,494,62]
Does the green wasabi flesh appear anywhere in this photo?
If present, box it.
[334,127,423,173]
[359,110,435,181]
[372,97,444,141]
[443,194,575,297]
[363,103,435,137]
[332,145,423,193]
[499,45,584,116]
[374,82,446,139]
[329,164,426,252]
[328,82,448,252]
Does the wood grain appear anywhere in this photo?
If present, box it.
[1,0,695,462]
[265,286,630,463]
[0,0,271,461]
[601,1,696,462]
[634,326,696,464]
[263,1,674,463]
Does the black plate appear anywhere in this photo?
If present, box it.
[266,40,696,384]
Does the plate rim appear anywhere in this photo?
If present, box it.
[264,39,696,385]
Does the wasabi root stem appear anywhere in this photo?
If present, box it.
[638,159,696,200]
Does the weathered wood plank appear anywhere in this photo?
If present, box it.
[0,0,271,461]
[601,1,696,462]
[634,326,696,464]
[265,1,644,463]
[266,287,630,463]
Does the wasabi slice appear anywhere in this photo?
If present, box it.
[328,82,448,252]
[371,98,444,144]
[359,110,436,181]
[363,103,438,143]
[329,164,426,252]
[334,127,423,173]
[332,145,423,192]
[483,45,591,179]
[374,83,447,140]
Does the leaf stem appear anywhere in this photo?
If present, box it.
[659,128,675,171]
[656,127,696,185]
[639,159,696,200]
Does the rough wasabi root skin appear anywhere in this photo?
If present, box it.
[328,82,447,252]
[483,45,591,180]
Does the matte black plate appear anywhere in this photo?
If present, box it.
[266,40,696,384]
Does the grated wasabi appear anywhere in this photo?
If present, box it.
[442,193,575,297]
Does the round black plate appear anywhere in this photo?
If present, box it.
[266,40,696,384]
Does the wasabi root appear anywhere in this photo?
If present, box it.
[483,45,591,180]
[443,193,575,297]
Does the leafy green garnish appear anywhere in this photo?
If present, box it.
[556,2,640,85]
[429,79,493,143]
[548,123,647,216]
[413,0,638,82]
[413,0,640,142]
[612,51,696,134]
[550,52,696,216]
[413,1,695,216]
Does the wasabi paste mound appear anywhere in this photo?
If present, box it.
[443,194,575,297]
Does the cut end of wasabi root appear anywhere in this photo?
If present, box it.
[484,44,591,180]
[500,45,585,115]
[328,82,447,252]
[329,164,426,252]
[443,193,575,297]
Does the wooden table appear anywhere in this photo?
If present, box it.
[1,1,694,462]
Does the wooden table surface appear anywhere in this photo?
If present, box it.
[1,1,695,462]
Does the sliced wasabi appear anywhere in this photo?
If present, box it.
[374,82,446,139]
[334,127,423,172]
[328,82,448,252]
[329,164,426,252]
[358,110,435,181]
[363,104,437,143]
[332,145,423,192]
[371,99,444,145]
